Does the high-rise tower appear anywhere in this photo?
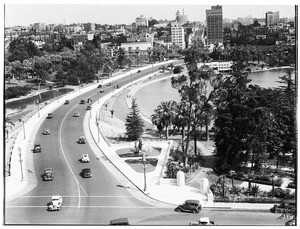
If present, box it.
[206,5,223,44]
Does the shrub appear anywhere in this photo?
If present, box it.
[287,182,296,189]
[274,188,285,198]
[274,178,283,186]
[255,174,271,182]
[210,184,217,194]
[5,85,32,99]
[214,197,281,204]
[249,184,261,197]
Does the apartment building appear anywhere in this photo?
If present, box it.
[206,5,223,44]
[171,22,185,49]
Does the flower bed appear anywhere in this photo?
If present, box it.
[116,147,161,158]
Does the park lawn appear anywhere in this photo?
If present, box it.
[125,158,158,173]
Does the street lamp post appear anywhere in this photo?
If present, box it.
[18,147,24,181]
[142,151,147,192]
[271,174,277,198]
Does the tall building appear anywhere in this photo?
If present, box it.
[206,5,223,44]
[135,15,148,27]
[265,11,280,26]
[171,22,185,49]
[176,9,188,24]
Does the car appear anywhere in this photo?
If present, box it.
[78,136,86,144]
[73,111,80,117]
[81,168,92,178]
[81,154,90,163]
[174,199,202,214]
[109,218,130,225]
[97,84,102,88]
[137,70,141,73]
[43,128,50,135]
[114,85,120,89]
[64,100,69,104]
[189,217,215,226]
[43,168,54,181]
[106,83,112,86]
[48,196,63,211]
[47,113,53,119]
[99,89,104,93]
[270,199,295,213]
[80,100,85,104]
[33,144,41,153]
[86,105,92,110]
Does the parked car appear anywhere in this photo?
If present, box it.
[109,218,130,225]
[81,168,92,178]
[43,128,50,135]
[80,100,85,104]
[43,168,54,181]
[174,199,202,214]
[73,111,80,117]
[78,136,86,144]
[81,154,90,163]
[137,70,141,73]
[47,113,53,119]
[64,100,69,104]
[48,196,63,211]
[189,217,215,226]
[270,199,295,213]
[34,144,41,153]
[97,84,102,88]
[86,105,92,110]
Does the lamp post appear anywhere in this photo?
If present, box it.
[142,151,147,192]
[18,147,24,181]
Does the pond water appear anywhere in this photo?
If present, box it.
[5,88,73,115]
[135,68,294,117]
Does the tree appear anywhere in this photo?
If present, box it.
[116,47,126,68]
[125,99,145,141]
[171,47,223,167]
[173,65,183,75]
[151,100,177,140]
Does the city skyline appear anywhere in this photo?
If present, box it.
[4,3,296,27]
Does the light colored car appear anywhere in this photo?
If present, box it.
[73,111,80,117]
[189,217,215,226]
[81,154,90,163]
[43,128,50,135]
[48,196,63,211]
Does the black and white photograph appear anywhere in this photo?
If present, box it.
[3,0,297,226]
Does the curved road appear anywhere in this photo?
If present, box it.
[5,63,180,225]
[5,61,285,226]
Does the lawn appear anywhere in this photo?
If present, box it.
[125,158,158,173]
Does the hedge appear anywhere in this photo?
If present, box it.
[214,197,282,204]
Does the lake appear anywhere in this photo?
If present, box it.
[5,88,74,115]
[135,68,294,117]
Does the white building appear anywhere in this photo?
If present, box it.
[198,61,233,73]
[120,42,152,53]
[135,15,148,27]
[171,22,185,49]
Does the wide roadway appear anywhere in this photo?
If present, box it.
[5,61,285,226]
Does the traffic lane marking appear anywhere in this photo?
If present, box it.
[6,205,173,209]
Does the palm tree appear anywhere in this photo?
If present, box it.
[151,100,177,140]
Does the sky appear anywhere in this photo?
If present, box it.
[3,0,297,27]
